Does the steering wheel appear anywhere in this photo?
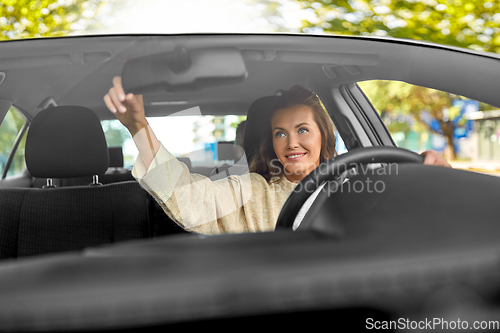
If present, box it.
[275,146,424,230]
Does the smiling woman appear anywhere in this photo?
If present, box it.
[272,105,324,183]
[250,85,337,183]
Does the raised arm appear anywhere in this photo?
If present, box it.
[102,77,265,234]
[103,76,160,170]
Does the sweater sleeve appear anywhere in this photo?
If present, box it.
[132,144,254,234]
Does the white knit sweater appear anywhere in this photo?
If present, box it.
[132,144,298,234]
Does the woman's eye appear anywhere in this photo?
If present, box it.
[275,132,285,138]
[298,128,308,134]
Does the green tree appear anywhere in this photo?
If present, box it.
[359,81,459,156]
[0,0,116,40]
[288,0,500,53]
[230,116,247,130]
[0,0,120,175]
[0,107,27,176]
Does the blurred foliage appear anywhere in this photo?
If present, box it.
[0,0,116,40]
[101,120,129,147]
[288,0,500,53]
[229,116,247,130]
[358,81,451,132]
[358,80,490,158]
[359,81,446,151]
[0,1,120,175]
[0,107,26,176]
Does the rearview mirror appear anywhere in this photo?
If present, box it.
[122,47,247,93]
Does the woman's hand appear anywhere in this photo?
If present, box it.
[421,150,452,167]
[103,76,148,136]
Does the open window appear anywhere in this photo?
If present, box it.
[0,106,28,179]
[358,80,499,168]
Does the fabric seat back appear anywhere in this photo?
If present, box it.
[0,106,150,259]
[0,182,149,259]
[243,96,278,165]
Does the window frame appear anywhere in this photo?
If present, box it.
[1,106,29,179]
[340,83,396,148]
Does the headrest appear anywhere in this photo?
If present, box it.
[243,96,279,164]
[108,146,124,168]
[217,141,236,161]
[26,106,109,178]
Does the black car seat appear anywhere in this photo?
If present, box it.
[107,146,126,172]
[243,96,279,165]
[209,96,278,180]
[97,146,135,185]
[210,141,249,179]
[0,106,151,259]
[32,146,135,187]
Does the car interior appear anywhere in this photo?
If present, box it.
[1,34,500,330]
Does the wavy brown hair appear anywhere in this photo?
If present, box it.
[249,85,337,182]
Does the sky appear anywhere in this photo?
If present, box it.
[100,0,292,34]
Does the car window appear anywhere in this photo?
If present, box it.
[0,107,27,177]
[358,80,499,165]
[102,115,247,169]
[102,114,348,169]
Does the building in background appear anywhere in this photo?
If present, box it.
[467,110,500,162]
[190,116,240,165]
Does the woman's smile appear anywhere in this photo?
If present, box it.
[285,152,307,161]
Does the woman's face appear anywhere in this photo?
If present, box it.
[272,104,322,183]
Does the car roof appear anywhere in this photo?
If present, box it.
[1,33,499,121]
